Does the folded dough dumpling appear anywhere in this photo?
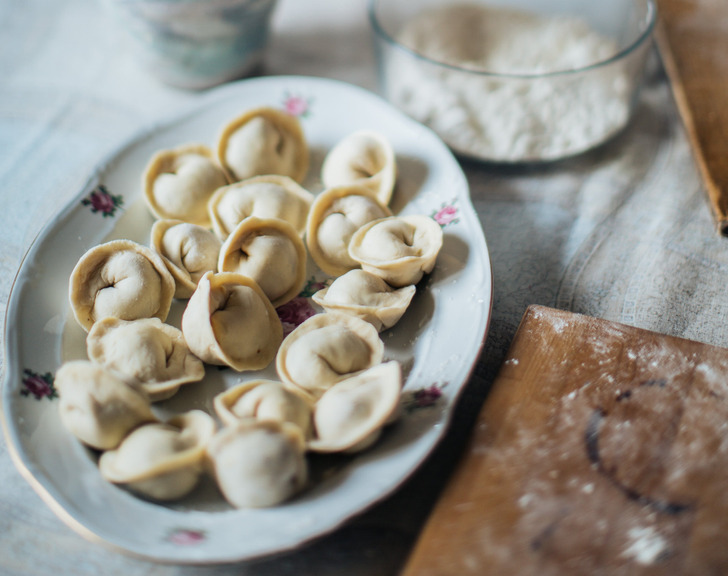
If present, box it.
[213,380,313,438]
[87,317,205,402]
[348,215,443,287]
[321,130,397,206]
[56,360,156,451]
[151,219,221,299]
[207,419,307,508]
[217,107,309,183]
[308,361,402,454]
[99,410,216,501]
[69,239,176,332]
[276,312,384,399]
[306,185,392,277]
[312,269,416,332]
[208,175,314,241]
[218,217,306,308]
[143,144,228,227]
[181,271,283,371]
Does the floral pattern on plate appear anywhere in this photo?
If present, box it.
[431,199,460,228]
[277,276,329,337]
[20,369,57,401]
[282,92,313,119]
[402,382,449,413]
[81,184,123,218]
[166,528,207,546]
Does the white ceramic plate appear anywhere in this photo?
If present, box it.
[1,76,492,564]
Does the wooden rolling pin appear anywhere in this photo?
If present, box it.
[656,0,728,235]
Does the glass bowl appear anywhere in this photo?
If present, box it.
[369,0,657,163]
[102,0,278,90]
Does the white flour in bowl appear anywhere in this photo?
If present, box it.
[383,4,633,162]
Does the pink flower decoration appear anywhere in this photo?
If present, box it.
[413,385,443,407]
[277,297,317,336]
[403,382,448,413]
[21,369,57,400]
[167,529,206,546]
[283,94,311,118]
[91,191,115,213]
[299,278,328,298]
[433,205,459,227]
[82,184,123,217]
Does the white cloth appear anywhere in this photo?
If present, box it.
[0,0,723,574]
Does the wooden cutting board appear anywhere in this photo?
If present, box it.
[401,305,728,575]
[656,0,728,235]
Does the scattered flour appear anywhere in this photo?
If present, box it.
[621,526,667,565]
[387,4,634,162]
[518,493,535,508]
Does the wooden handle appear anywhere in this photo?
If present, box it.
[656,0,728,235]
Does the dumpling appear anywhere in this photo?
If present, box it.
[276,312,384,399]
[216,107,309,183]
[312,269,416,332]
[69,239,176,332]
[181,271,283,371]
[99,410,216,501]
[213,380,313,437]
[218,217,306,308]
[207,419,307,508]
[143,144,228,227]
[208,175,314,241]
[306,185,392,277]
[87,317,205,402]
[348,215,443,287]
[321,130,397,206]
[308,361,402,454]
[150,219,221,299]
[56,360,156,451]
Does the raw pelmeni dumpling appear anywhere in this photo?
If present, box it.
[207,419,307,508]
[213,380,313,437]
[348,215,443,287]
[321,130,397,206]
[308,361,402,454]
[87,317,205,401]
[306,185,392,277]
[217,107,309,183]
[218,217,306,308]
[69,239,176,332]
[276,311,384,399]
[181,271,283,371]
[312,269,416,332]
[56,360,156,451]
[208,175,314,241]
[99,410,216,501]
[151,219,221,299]
[143,144,228,227]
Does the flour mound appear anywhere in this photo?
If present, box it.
[386,4,633,162]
